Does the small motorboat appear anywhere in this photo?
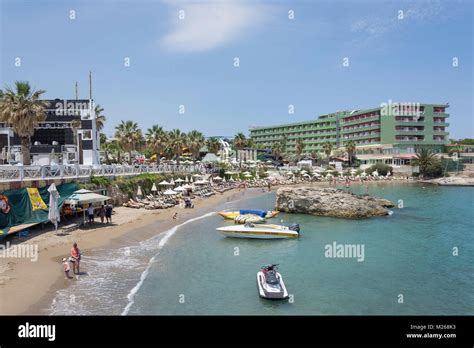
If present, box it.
[234,214,266,224]
[218,209,279,220]
[257,264,289,300]
[216,223,300,239]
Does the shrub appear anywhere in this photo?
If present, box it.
[422,162,444,178]
[366,163,392,176]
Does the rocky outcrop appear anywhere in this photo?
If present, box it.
[275,187,395,219]
[422,176,474,186]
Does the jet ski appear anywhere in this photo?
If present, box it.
[256,264,289,300]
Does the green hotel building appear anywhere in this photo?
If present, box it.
[249,103,449,165]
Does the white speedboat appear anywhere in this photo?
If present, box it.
[257,264,289,300]
[216,223,300,239]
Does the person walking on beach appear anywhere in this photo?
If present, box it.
[173,212,178,220]
[70,242,81,274]
[87,205,95,224]
[98,205,106,223]
[105,203,113,223]
[62,257,72,279]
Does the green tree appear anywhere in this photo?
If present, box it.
[145,125,168,164]
[322,141,333,164]
[187,130,205,160]
[167,129,187,164]
[0,81,48,165]
[412,148,439,177]
[94,104,106,131]
[295,138,304,161]
[345,140,356,166]
[115,120,143,164]
[206,137,220,155]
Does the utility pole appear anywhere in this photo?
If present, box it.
[75,82,78,99]
[89,71,92,100]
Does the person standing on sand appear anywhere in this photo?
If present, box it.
[62,257,72,279]
[98,205,106,223]
[173,212,178,220]
[105,203,113,223]
[87,205,94,224]
[70,242,81,274]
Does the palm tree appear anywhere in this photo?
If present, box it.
[167,129,187,164]
[145,125,168,164]
[271,142,284,160]
[233,132,248,166]
[345,140,356,166]
[108,139,123,163]
[412,148,438,176]
[322,141,333,165]
[187,130,205,160]
[206,137,220,155]
[114,120,142,164]
[0,81,48,165]
[295,138,304,161]
[94,104,106,131]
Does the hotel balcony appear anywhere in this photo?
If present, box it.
[342,116,379,126]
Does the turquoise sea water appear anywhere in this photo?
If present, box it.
[48,184,473,315]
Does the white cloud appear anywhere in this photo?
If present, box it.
[160,0,271,53]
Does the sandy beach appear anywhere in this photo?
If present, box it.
[0,187,268,314]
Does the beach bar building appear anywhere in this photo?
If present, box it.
[249,103,450,166]
[0,99,101,165]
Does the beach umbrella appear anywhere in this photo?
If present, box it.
[313,172,321,177]
[373,170,379,177]
[151,183,157,192]
[326,173,333,177]
[350,168,357,174]
[244,173,252,178]
[170,178,175,185]
[163,189,178,195]
[193,174,202,178]
[190,176,194,183]
[223,177,227,182]
[136,186,143,197]
[175,178,185,183]
[182,184,193,190]
[174,186,186,192]
[47,183,60,231]
[185,176,189,183]
[158,180,171,186]
[213,176,223,181]
[361,172,367,177]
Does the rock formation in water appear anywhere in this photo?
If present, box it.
[275,187,395,219]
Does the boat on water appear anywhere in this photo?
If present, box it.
[218,209,279,220]
[257,264,289,300]
[216,223,300,239]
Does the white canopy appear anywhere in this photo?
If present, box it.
[163,189,178,195]
[182,184,193,189]
[174,186,186,192]
[175,178,185,183]
[158,180,171,186]
[65,190,111,205]
[213,176,223,181]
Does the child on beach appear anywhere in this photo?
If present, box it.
[62,257,71,279]
[70,242,81,274]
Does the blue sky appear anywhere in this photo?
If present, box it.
[1,0,473,139]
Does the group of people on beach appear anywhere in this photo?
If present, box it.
[62,242,81,279]
[87,203,113,224]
